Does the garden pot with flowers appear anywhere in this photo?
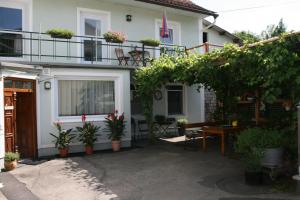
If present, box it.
[105,110,125,152]
[4,152,20,171]
[76,114,100,155]
[103,31,126,44]
[50,122,75,158]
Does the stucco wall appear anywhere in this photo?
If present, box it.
[32,0,202,47]
[37,67,131,157]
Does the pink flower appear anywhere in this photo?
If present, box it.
[81,114,87,122]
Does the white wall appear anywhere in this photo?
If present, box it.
[205,26,234,46]
[37,67,131,156]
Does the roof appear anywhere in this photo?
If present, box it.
[203,19,241,43]
[134,0,218,17]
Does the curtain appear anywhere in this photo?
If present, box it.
[58,80,115,116]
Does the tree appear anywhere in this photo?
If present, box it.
[261,18,287,39]
[234,31,260,44]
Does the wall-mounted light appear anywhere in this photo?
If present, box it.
[126,14,132,22]
[44,81,51,90]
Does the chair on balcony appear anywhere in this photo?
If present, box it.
[115,48,130,66]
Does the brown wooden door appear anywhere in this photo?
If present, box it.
[16,92,35,158]
[4,91,16,153]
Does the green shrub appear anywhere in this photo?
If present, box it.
[46,29,74,39]
[140,38,160,47]
[5,152,20,162]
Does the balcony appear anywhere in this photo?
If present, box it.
[0,29,186,68]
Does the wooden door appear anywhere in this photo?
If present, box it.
[16,92,35,158]
[4,91,16,153]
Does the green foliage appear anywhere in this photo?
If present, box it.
[234,31,260,44]
[50,122,75,149]
[103,31,126,43]
[140,38,161,47]
[46,29,74,39]
[4,152,20,162]
[105,111,125,141]
[177,118,188,127]
[76,117,100,147]
[134,33,300,140]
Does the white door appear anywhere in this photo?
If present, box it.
[80,11,109,63]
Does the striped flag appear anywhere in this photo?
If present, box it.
[160,10,169,38]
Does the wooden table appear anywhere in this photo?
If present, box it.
[200,126,241,156]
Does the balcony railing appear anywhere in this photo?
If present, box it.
[0,29,186,67]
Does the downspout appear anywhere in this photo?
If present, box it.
[203,16,218,31]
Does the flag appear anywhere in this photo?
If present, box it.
[160,9,169,38]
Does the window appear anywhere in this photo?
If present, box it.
[83,18,102,61]
[159,28,174,44]
[166,85,183,115]
[0,7,23,57]
[203,32,208,43]
[58,80,115,116]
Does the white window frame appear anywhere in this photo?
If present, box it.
[53,75,121,123]
[165,84,187,117]
[77,8,111,65]
[0,0,32,62]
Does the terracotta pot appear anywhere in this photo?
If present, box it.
[85,146,93,155]
[59,148,69,158]
[111,140,121,152]
[4,160,17,171]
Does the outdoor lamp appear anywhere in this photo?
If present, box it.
[44,81,51,90]
[126,14,132,22]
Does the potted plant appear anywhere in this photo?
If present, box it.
[103,31,126,43]
[50,122,75,157]
[46,28,74,39]
[177,118,188,136]
[259,129,284,167]
[105,110,125,152]
[140,38,161,47]
[4,152,20,171]
[243,149,264,185]
[76,114,100,155]
[236,128,264,185]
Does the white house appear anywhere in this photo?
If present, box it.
[0,0,239,168]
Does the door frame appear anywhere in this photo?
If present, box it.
[3,77,37,158]
[77,7,111,65]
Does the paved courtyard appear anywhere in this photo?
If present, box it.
[1,141,300,200]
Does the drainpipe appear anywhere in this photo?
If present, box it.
[293,104,300,181]
[203,16,217,31]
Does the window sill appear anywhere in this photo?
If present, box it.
[56,115,107,123]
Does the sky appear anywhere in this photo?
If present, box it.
[193,0,300,35]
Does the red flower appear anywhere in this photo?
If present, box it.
[81,114,87,122]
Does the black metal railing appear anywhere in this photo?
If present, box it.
[0,29,186,67]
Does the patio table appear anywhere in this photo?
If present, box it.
[200,126,241,156]
[128,50,149,66]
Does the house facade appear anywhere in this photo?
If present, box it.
[0,0,237,168]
